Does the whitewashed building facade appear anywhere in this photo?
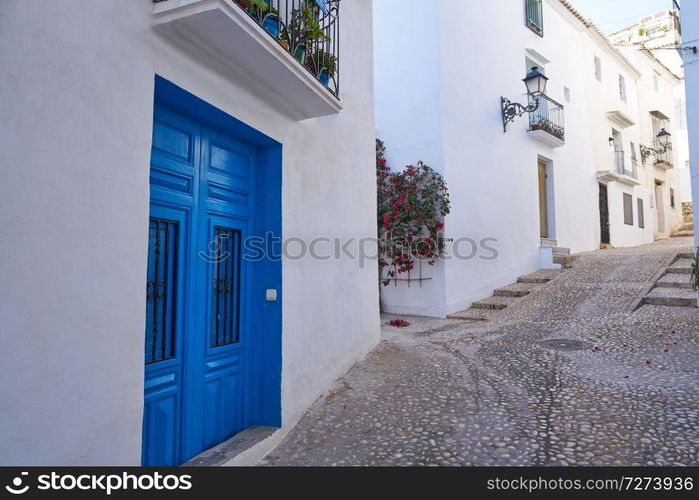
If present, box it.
[0,0,379,465]
[680,2,699,245]
[374,0,688,318]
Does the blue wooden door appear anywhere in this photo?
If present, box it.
[142,107,257,465]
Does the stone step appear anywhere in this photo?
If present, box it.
[666,258,694,274]
[552,246,571,257]
[540,238,558,248]
[517,269,562,284]
[643,287,697,308]
[656,273,694,289]
[494,282,541,297]
[471,295,519,310]
[678,252,695,260]
[671,230,695,238]
[553,255,574,268]
[447,308,499,321]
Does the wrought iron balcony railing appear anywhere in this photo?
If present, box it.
[651,138,673,167]
[614,150,638,180]
[528,94,564,142]
[233,0,340,97]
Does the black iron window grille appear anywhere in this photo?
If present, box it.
[527,93,564,141]
[210,227,242,348]
[146,218,178,364]
[233,0,340,97]
[526,0,544,36]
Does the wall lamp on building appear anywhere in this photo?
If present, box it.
[640,128,672,163]
[501,67,549,133]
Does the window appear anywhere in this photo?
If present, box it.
[630,142,637,161]
[564,86,571,102]
[638,198,645,228]
[526,0,544,36]
[623,193,634,225]
[146,218,178,364]
[619,74,627,102]
[210,227,241,347]
[594,56,602,82]
[670,188,675,208]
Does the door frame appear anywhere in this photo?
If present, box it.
[144,76,283,464]
[598,182,610,245]
[655,180,666,235]
[537,156,556,240]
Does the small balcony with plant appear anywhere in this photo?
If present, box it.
[527,94,565,147]
[153,0,341,120]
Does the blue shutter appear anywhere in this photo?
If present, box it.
[314,0,329,14]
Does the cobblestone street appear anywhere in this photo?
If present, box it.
[264,238,699,466]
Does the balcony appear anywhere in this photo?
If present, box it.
[527,94,565,147]
[651,139,674,169]
[153,0,341,120]
[597,151,641,186]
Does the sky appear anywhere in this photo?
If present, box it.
[567,0,678,34]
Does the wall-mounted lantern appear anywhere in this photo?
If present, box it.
[501,67,549,133]
[640,128,672,163]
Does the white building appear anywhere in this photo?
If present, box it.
[610,6,693,207]
[374,0,687,318]
[0,0,379,465]
[681,2,699,243]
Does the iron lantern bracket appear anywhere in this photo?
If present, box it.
[640,142,672,164]
[501,95,541,133]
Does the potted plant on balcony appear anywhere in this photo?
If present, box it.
[311,49,336,86]
[283,0,330,65]
[235,0,281,38]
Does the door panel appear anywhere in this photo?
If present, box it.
[142,206,190,467]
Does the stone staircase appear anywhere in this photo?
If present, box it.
[671,221,695,238]
[541,238,574,268]
[447,269,565,321]
[640,251,697,308]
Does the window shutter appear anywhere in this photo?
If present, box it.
[314,0,329,14]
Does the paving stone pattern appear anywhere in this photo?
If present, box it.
[263,238,698,466]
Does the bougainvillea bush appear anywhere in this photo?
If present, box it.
[376,139,450,287]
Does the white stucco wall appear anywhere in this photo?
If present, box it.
[682,1,699,242]
[374,0,604,317]
[0,0,379,465]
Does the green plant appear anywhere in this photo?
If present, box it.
[285,0,330,47]
[311,49,337,74]
[237,0,277,20]
[638,27,646,36]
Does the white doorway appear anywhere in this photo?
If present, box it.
[655,181,665,235]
